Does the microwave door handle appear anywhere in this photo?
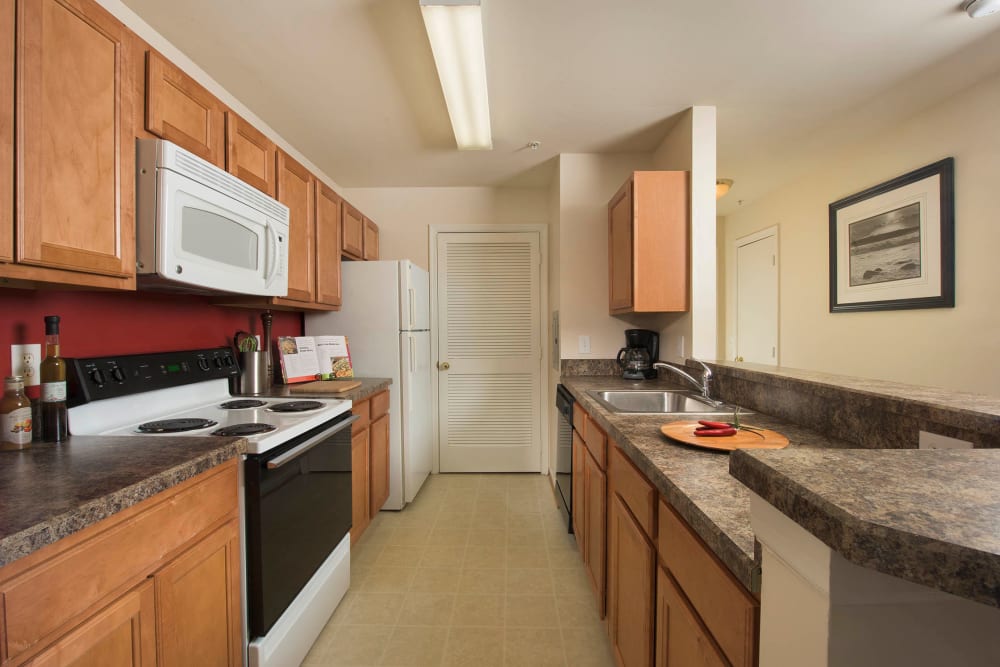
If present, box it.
[265,223,279,285]
[266,415,360,469]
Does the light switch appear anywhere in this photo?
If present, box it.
[578,335,591,354]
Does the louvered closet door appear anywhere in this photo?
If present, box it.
[438,232,542,472]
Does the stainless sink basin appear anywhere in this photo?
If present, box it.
[587,390,751,415]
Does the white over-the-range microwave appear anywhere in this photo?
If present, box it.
[135,138,290,296]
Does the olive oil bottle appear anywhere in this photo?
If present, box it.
[40,315,69,442]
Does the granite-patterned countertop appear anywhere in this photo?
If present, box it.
[730,448,1000,608]
[562,376,856,592]
[0,435,246,568]
[236,377,392,403]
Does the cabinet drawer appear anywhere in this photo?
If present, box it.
[609,444,656,537]
[370,390,389,419]
[1,462,238,659]
[658,499,758,667]
[583,415,607,469]
[352,398,370,431]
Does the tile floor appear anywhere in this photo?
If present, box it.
[303,473,615,666]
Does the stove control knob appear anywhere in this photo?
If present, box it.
[213,357,223,368]
[197,358,210,372]
[90,369,106,386]
[223,355,234,367]
[110,367,126,383]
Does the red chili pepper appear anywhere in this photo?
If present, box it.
[698,420,731,429]
[693,427,738,437]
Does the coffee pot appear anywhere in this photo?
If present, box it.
[616,329,659,380]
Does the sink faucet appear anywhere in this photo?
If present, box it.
[653,361,715,402]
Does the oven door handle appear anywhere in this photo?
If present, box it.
[266,414,360,469]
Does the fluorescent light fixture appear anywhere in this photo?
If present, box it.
[420,0,493,150]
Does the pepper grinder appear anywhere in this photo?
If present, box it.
[260,310,273,391]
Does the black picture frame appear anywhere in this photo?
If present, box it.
[829,158,954,313]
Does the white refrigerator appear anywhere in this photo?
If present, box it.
[305,260,432,510]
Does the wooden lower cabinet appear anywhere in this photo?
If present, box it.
[608,493,656,667]
[369,413,390,515]
[350,427,370,544]
[572,431,585,544]
[350,390,390,544]
[583,450,606,613]
[0,461,242,667]
[656,566,728,667]
[27,580,156,667]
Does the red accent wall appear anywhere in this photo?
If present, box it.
[0,289,303,374]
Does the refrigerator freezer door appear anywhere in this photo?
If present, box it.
[400,261,430,331]
[400,331,432,503]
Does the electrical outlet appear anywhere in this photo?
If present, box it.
[578,335,591,354]
[11,344,42,387]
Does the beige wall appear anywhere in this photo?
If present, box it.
[721,71,1000,396]
[341,187,549,270]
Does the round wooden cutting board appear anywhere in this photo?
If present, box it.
[660,421,790,452]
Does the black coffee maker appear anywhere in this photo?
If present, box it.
[616,329,659,380]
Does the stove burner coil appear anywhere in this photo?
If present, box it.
[220,399,268,409]
[268,400,325,413]
[212,423,277,437]
[137,418,218,433]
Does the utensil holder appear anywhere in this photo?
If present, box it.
[233,351,269,395]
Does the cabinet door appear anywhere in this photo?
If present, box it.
[275,151,315,303]
[363,217,379,261]
[226,111,275,196]
[0,0,11,263]
[350,427,370,544]
[341,203,364,260]
[608,494,655,667]
[146,50,225,166]
[608,178,633,313]
[315,182,343,307]
[572,431,585,550]
[28,580,156,667]
[656,566,728,667]
[16,0,134,279]
[584,450,606,617]
[155,518,242,667]
[369,413,390,516]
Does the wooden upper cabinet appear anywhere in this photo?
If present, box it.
[342,202,364,260]
[14,0,134,280]
[275,150,315,303]
[608,171,689,314]
[226,111,276,196]
[146,49,225,167]
[363,217,379,260]
[315,182,343,307]
[0,0,12,263]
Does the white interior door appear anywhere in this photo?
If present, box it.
[437,232,542,472]
[736,229,779,364]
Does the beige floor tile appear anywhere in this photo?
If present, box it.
[508,525,546,545]
[506,568,554,595]
[458,568,506,595]
[468,530,507,547]
[561,628,615,666]
[409,567,462,593]
[313,624,393,665]
[419,544,466,568]
[505,595,559,628]
[436,513,475,530]
[507,546,549,569]
[357,567,417,593]
[465,545,507,569]
[380,626,449,666]
[503,628,566,667]
[442,627,504,667]
[376,545,426,567]
[551,568,594,597]
[451,594,505,626]
[555,594,601,627]
[389,527,433,547]
[430,527,471,547]
[397,592,457,626]
[339,592,405,625]
[546,546,584,569]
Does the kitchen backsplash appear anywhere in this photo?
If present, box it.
[560,359,621,376]
[0,289,302,374]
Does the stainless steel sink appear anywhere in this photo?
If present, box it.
[587,390,750,415]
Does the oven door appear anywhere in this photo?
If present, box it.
[244,413,358,638]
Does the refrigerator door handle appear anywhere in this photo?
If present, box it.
[408,289,415,329]
[409,335,416,372]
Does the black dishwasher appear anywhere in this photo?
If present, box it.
[555,385,574,533]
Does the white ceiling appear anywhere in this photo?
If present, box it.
[122,0,1000,211]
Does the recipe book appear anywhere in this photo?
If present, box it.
[276,335,354,383]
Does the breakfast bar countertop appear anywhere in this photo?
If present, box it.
[0,435,247,568]
[730,447,1000,608]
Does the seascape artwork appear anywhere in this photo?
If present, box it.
[848,202,922,287]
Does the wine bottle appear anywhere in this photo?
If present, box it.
[40,315,69,442]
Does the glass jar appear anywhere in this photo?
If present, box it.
[1,376,33,449]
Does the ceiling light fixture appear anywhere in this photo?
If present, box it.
[716,178,734,199]
[963,0,1000,18]
[420,0,493,150]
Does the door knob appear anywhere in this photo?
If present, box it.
[736,356,744,362]
[438,361,450,370]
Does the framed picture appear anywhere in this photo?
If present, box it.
[829,158,954,312]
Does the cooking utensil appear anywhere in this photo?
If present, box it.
[234,331,258,352]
